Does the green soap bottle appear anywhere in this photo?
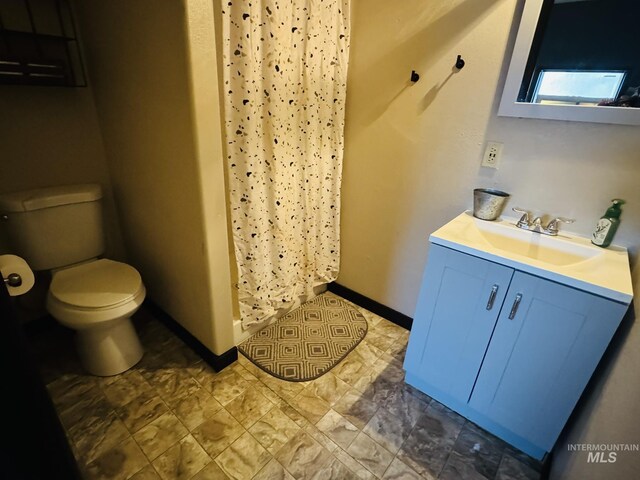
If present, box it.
[592,199,625,248]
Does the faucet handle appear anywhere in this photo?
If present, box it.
[546,217,575,235]
[512,207,531,228]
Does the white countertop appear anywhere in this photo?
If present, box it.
[430,212,633,304]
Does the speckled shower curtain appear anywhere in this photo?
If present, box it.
[222,0,350,328]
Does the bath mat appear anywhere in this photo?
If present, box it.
[238,293,368,382]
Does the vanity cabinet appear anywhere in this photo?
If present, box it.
[404,244,629,460]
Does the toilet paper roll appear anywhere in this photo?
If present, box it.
[0,254,35,297]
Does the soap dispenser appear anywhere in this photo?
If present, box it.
[592,199,625,248]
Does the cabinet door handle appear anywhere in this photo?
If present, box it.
[486,284,499,310]
[508,293,523,320]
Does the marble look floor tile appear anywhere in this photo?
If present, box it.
[205,369,251,405]
[34,302,545,480]
[376,351,404,372]
[370,321,406,340]
[303,423,341,453]
[84,436,148,480]
[381,457,424,480]
[360,311,383,328]
[136,350,170,372]
[316,409,359,450]
[160,344,201,369]
[364,332,395,353]
[254,382,288,408]
[191,408,245,458]
[308,371,351,406]
[363,407,414,454]
[495,454,541,480]
[452,422,506,479]
[129,464,162,480]
[275,431,332,480]
[47,373,97,412]
[350,366,383,392]
[101,370,152,407]
[372,359,405,383]
[142,329,185,356]
[503,447,542,474]
[58,384,112,431]
[143,369,201,407]
[346,432,394,478]
[280,404,312,428]
[253,458,295,480]
[396,382,433,406]
[382,386,430,427]
[440,451,490,480]
[230,361,261,383]
[178,359,210,382]
[332,389,379,430]
[357,375,399,406]
[309,457,359,480]
[215,431,272,480]
[332,352,366,386]
[353,341,384,366]
[133,412,189,461]
[237,353,260,371]
[397,402,466,478]
[171,387,223,430]
[332,448,375,480]
[249,407,301,455]
[260,375,306,402]
[190,461,231,480]
[291,389,331,424]
[182,359,212,385]
[68,410,131,464]
[386,341,407,363]
[225,386,274,428]
[152,434,212,480]
[116,389,169,434]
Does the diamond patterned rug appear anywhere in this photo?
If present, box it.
[237,292,368,382]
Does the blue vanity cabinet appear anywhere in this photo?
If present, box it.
[468,271,628,453]
[404,243,629,460]
[404,244,513,404]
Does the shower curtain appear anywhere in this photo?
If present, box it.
[222,0,351,327]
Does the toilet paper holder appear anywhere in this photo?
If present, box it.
[3,273,22,287]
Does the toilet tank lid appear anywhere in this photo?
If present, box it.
[0,184,103,212]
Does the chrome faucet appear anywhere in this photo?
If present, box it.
[512,208,574,236]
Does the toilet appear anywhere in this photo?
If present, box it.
[0,184,145,376]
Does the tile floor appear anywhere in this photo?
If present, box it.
[28,295,542,480]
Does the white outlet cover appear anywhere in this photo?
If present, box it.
[482,142,503,169]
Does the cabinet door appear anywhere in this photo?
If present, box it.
[469,271,628,450]
[404,245,513,403]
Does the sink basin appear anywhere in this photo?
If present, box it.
[471,217,601,267]
[429,211,633,303]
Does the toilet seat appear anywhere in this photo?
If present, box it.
[50,258,143,309]
[47,258,146,330]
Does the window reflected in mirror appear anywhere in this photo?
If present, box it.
[519,0,640,108]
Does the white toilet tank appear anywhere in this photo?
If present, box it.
[0,184,105,271]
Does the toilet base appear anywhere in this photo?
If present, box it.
[76,317,143,376]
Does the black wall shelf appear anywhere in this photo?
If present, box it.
[0,0,86,87]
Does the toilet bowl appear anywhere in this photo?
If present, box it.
[0,184,147,376]
[47,258,146,376]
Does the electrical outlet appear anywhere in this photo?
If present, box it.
[481,142,503,169]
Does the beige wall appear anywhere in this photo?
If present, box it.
[75,0,234,355]
[341,0,640,478]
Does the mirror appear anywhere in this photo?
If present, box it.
[499,0,640,125]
